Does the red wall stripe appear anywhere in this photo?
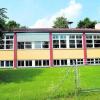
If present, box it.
[49,32,53,66]
[82,32,87,65]
[14,32,17,68]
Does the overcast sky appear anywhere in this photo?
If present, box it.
[0,0,100,28]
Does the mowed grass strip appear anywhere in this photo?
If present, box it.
[0,66,100,100]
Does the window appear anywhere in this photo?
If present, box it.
[94,40,100,48]
[86,40,93,48]
[87,59,94,64]
[61,60,67,65]
[53,60,60,66]
[18,42,32,49]
[86,35,93,48]
[42,41,49,48]
[60,40,66,48]
[0,61,4,67]
[76,35,82,39]
[53,35,59,40]
[6,40,13,49]
[18,42,24,49]
[26,60,32,66]
[76,40,82,48]
[53,40,59,48]
[5,61,13,67]
[25,42,32,49]
[60,35,66,40]
[35,41,41,48]
[69,40,75,48]
[35,60,42,66]
[70,35,75,39]
[77,59,83,65]
[70,59,76,65]
[43,60,49,66]
[5,35,13,49]
[0,40,4,49]
[18,60,24,66]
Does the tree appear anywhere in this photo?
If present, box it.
[0,8,8,39]
[6,20,20,31]
[53,16,69,28]
[77,17,97,28]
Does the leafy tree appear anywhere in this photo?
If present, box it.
[53,16,69,28]
[0,8,8,39]
[6,20,20,31]
[77,17,97,28]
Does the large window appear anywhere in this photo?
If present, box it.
[53,34,66,48]
[25,42,32,49]
[86,35,93,48]
[60,40,66,48]
[77,59,83,65]
[76,35,82,48]
[35,41,49,49]
[0,61,4,67]
[61,60,67,65]
[87,59,94,64]
[5,61,13,67]
[42,41,49,48]
[35,60,49,66]
[18,42,32,49]
[35,41,41,48]
[0,40,4,49]
[94,40,100,47]
[18,60,24,66]
[53,60,60,66]
[26,60,32,66]
[69,40,75,48]
[43,60,49,66]
[35,60,42,66]
[69,35,75,48]
[0,35,14,49]
[6,35,13,49]
[70,59,76,65]
[53,40,59,48]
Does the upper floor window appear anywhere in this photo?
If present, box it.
[42,41,49,48]
[18,42,32,49]
[86,35,93,48]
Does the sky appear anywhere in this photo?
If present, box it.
[0,0,100,28]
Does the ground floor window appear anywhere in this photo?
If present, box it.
[35,60,49,66]
[18,60,24,66]
[35,60,42,66]
[70,59,76,65]
[0,61,4,67]
[53,60,60,66]
[5,61,13,67]
[87,59,94,64]
[61,60,67,65]
[26,60,32,66]
[43,60,49,66]
[77,59,83,65]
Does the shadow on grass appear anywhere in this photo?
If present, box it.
[0,68,43,83]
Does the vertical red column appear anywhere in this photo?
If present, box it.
[14,32,17,68]
[82,32,87,65]
[49,32,53,67]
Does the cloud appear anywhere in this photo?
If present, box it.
[30,0,82,28]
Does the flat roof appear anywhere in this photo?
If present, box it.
[4,28,100,33]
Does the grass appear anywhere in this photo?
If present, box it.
[0,66,100,100]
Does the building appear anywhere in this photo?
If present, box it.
[0,28,100,68]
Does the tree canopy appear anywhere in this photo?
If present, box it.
[6,20,20,31]
[77,17,97,28]
[53,16,69,28]
[0,8,8,39]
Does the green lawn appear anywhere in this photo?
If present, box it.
[0,66,100,100]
